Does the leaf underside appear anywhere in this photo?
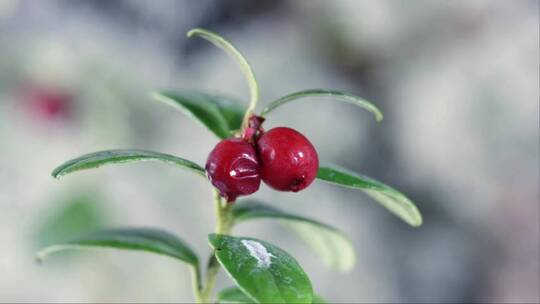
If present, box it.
[233,202,355,272]
[37,227,199,266]
[261,89,383,122]
[317,162,422,227]
[209,234,313,304]
[51,149,205,179]
[153,91,244,139]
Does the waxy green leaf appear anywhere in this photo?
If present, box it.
[209,234,313,304]
[217,286,327,304]
[37,228,199,266]
[52,149,204,179]
[212,94,245,131]
[153,91,244,138]
[317,163,422,227]
[313,294,327,303]
[233,202,355,272]
[217,287,254,303]
[261,89,383,122]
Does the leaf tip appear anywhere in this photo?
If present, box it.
[375,112,384,123]
[35,248,51,264]
[151,91,170,104]
[149,91,162,100]
[411,214,423,228]
[51,169,63,180]
[403,206,423,228]
[186,28,207,38]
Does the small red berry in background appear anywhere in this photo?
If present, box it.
[21,84,73,121]
[257,127,319,192]
[206,138,261,202]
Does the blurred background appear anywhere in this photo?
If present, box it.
[0,0,538,303]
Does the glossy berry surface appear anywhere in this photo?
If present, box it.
[206,138,261,202]
[257,127,319,192]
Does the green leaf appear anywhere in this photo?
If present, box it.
[153,91,244,138]
[52,149,205,179]
[261,89,383,122]
[233,202,355,272]
[317,163,422,227]
[33,193,108,248]
[209,234,313,304]
[312,294,327,303]
[187,28,259,122]
[37,228,199,266]
[217,287,254,303]
[211,94,245,131]
[217,287,326,304]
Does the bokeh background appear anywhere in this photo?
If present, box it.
[1,0,538,303]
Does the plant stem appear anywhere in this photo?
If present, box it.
[199,189,234,303]
[241,102,257,131]
[200,254,220,302]
[240,71,260,131]
[191,266,203,303]
[215,193,233,235]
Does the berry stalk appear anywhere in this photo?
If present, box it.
[199,189,235,303]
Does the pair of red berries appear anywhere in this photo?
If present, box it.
[205,116,319,202]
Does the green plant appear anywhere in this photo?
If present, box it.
[38,28,422,303]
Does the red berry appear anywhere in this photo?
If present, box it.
[257,127,319,192]
[206,138,261,202]
[23,85,73,120]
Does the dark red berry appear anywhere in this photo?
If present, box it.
[206,138,261,202]
[257,127,319,192]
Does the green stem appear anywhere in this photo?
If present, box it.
[199,189,234,303]
[215,193,233,235]
[191,266,203,303]
[241,98,258,131]
[200,254,220,302]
